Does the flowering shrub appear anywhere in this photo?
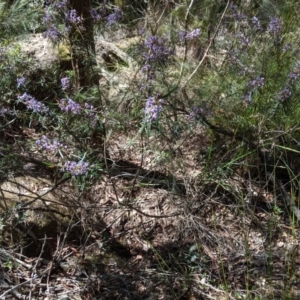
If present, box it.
[178,28,201,42]
[59,98,82,114]
[0,45,31,102]
[64,160,90,176]
[16,76,26,88]
[60,76,71,91]
[106,8,123,26]
[18,93,49,113]
[1,0,299,181]
[36,135,67,151]
[1,1,300,299]
[145,96,164,121]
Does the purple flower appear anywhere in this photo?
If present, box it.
[252,16,261,31]
[143,35,174,64]
[141,64,156,84]
[229,2,238,11]
[145,96,164,121]
[141,64,151,73]
[53,0,69,10]
[0,107,8,116]
[185,28,201,40]
[43,25,61,42]
[187,106,204,122]
[36,135,67,151]
[287,61,300,84]
[18,93,49,113]
[17,76,26,88]
[43,11,53,25]
[229,2,246,21]
[278,87,292,102]
[90,8,102,21]
[64,160,90,176]
[67,9,82,25]
[106,7,123,26]
[178,30,186,43]
[237,32,250,48]
[247,76,265,88]
[288,72,298,83]
[179,28,201,42]
[268,17,282,35]
[61,77,71,91]
[59,98,82,114]
[84,103,98,126]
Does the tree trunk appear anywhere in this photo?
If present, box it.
[69,0,99,89]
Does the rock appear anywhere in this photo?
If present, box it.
[0,175,74,241]
[16,33,60,65]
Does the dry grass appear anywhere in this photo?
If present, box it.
[1,122,299,300]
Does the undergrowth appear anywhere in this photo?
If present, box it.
[0,0,300,299]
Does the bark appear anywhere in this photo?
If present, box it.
[69,0,99,89]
